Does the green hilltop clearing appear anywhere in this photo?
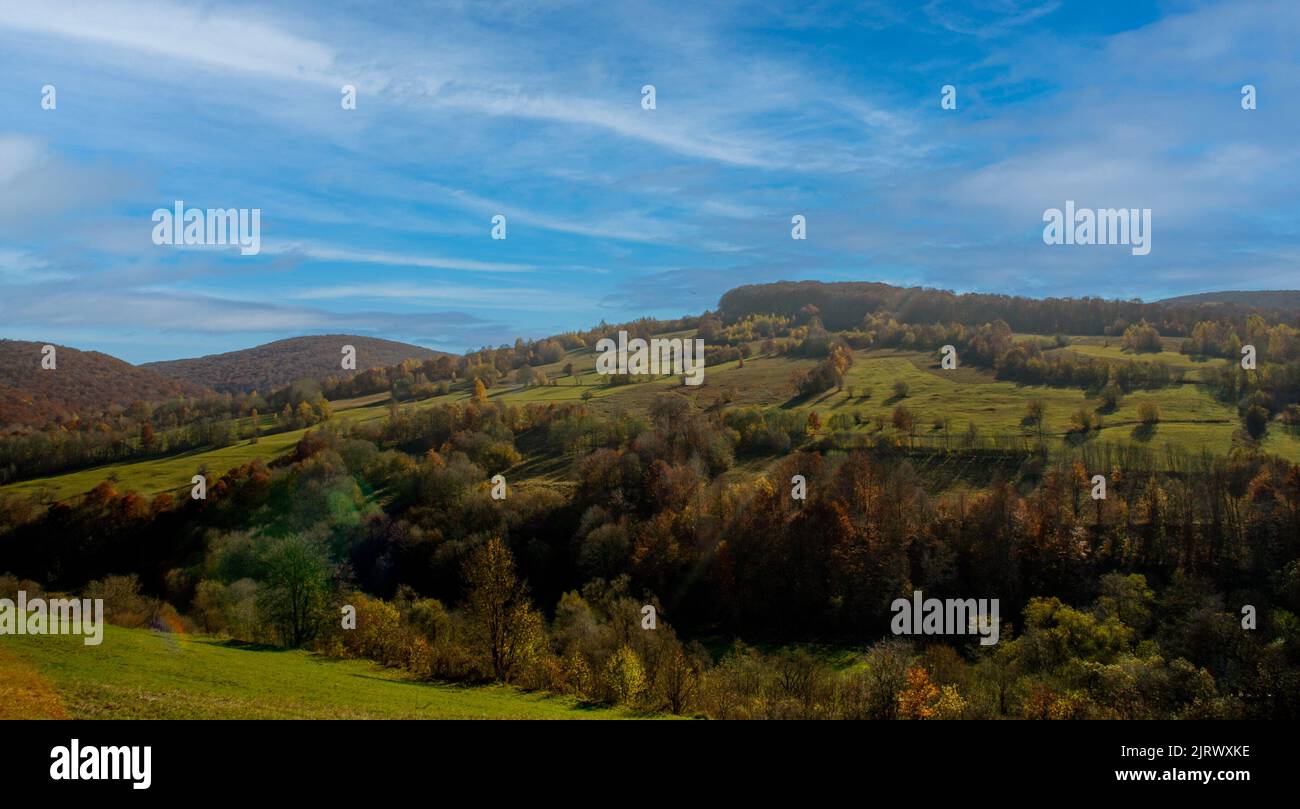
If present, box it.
[5,331,1300,504]
[0,624,642,719]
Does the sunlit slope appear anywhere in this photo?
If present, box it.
[0,626,637,719]
[4,334,1298,503]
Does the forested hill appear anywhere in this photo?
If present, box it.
[718,281,1300,335]
[0,340,211,428]
[144,335,445,394]
[1159,290,1300,310]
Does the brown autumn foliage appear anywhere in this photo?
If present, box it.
[0,339,210,428]
[143,334,445,394]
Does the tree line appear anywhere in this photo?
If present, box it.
[1,391,1297,718]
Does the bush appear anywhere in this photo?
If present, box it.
[1245,405,1270,439]
[891,405,915,434]
[0,573,40,600]
[193,580,230,634]
[1122,320,1162,353]
[1069,408,1096,433]
[339,593,405,666]
[1137,401,1161,425]
[562,650,596,700]
[1023,398,1045,426]
[602,644,647,704]
[1100,381,1123,410]
[827,413,855,432]
[83,575,158,628]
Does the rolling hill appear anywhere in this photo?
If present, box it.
[719,280,1300,332]
[0,625,638,719]
[6,280,1300,502]
[1158,290,1300,310]
[143,334,445,394]
[0,340,211,429]
[8,326,1299,507]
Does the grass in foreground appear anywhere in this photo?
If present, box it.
[0,625,644,719]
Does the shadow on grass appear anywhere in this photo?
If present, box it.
[1063,429,1099,447]
[1131,423,1157,442]
[345,672,486,689]
[215,639,293,653]
[342,671,647,713]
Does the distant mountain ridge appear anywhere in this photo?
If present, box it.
[5,284,1297,427]
[0,340,211,428]
[143,334,445,394]
[718,281,1300,334]
[1157,290,1300,310]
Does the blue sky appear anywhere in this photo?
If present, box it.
[0,0,1297,363]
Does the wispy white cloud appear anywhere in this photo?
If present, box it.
[429,86,777,168]
[0,0,341,83]
[418,182,687,244]
[0,134,45,183]
[2,0,1297,361]
[0,248,73,282]
[2,285,488,334]
[289,282,600,310]
[0,0,916,173]
[923,0,1061,38]
[262,242,534,274]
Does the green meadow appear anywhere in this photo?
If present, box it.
[0,625,640,719]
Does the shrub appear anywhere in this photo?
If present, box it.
[891,405,915,434]
[1245,405,1270,439]
[1023,398,1045,426]
[84,575,157,628]
[1100,381,1123,410]
[1069,408,1094,433]
[1122,320,1162,353]
[1137,401,1161,425]
[602,644,648,704]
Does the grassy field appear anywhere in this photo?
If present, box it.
[1041,335,1223,380]
[5,333,1300,504]
[0,394,396,503]
[0,625,642,719]
[0,429,306,503]
[823,350,1254,455]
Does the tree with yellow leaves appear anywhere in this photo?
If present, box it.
[462,537,544,682]
[603,644,647,705]
[806,411,822,435]
[897,665,940,719]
